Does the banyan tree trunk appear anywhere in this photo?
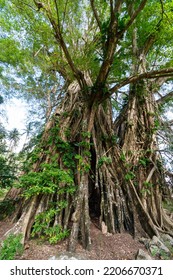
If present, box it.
[114,81,173,236]
[5,77,173,251]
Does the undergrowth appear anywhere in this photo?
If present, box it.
[0,234,23,260]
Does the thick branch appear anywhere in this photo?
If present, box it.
[17,0,37,11]
[152,77,168,88]
[90,0,102,31]
[94,39,118,88]
[94,3,122,87]
[93,1,147,92]
[33,0,44,11]
[53,0,61,28]
[141,34,156,56]
[157,91,173,104]
[118,0,148,38]
[168,119,173,126]
[110,68,173,94]
[110,0,114,16]
[114,0,122,13]
[33,1,86,88]
[165,170,173,179]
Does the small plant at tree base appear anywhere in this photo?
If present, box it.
[31,207,70,244]
[0,234,23,260]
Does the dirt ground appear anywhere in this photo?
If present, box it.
[0,220,148,260]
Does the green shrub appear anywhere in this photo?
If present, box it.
[0,234,23,260]
[31,206,70,244]
[15,160,76,199]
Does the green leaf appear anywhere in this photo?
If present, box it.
[125,172,135,181]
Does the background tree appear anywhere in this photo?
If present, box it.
[2,0,173,251]
[0,123,17,190]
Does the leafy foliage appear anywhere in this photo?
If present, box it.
[125,171,135,181]
[0,234,23,260]
[31,208,69,244]
[98,156,112,168]
[17,161,76,198]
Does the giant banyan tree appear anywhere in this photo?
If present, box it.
[5,0,173,252]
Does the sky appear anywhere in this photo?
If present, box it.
[4,98,27,152]
[5,98,27,131]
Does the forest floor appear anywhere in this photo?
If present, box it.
[0,220,148,260]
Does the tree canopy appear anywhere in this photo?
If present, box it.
[1,1,173,93]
